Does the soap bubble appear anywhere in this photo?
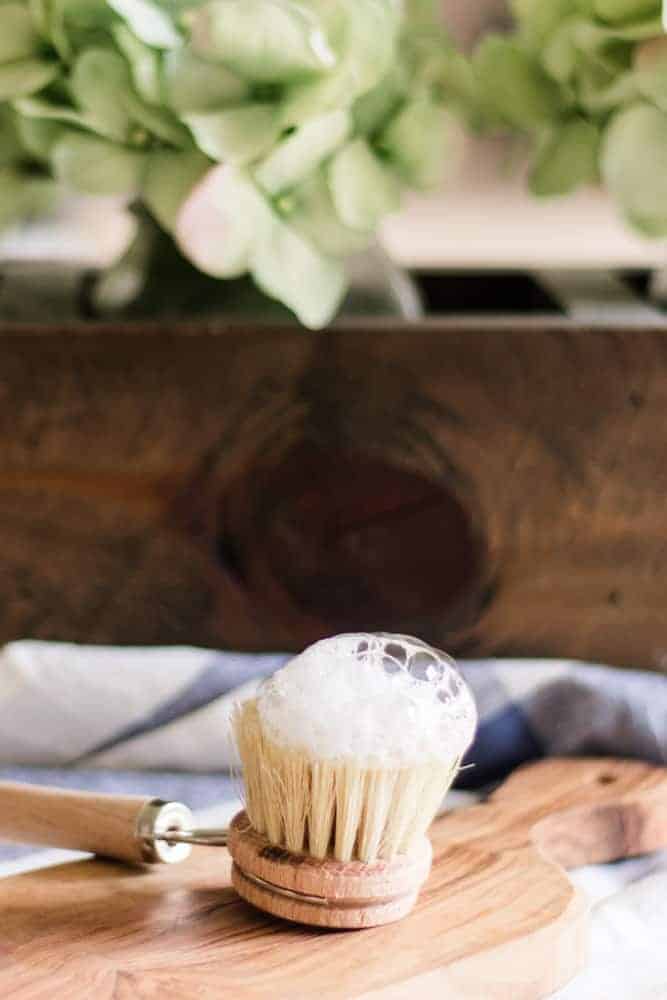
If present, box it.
[256,633,477,767]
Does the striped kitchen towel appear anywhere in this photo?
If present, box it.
[0,639,665,863]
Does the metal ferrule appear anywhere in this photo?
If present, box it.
[135,799,196,864]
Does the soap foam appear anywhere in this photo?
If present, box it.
[256,633,477,768]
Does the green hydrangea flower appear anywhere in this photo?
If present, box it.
[0,0,451,327]
[465,0,667,236]
[0,103,57,227]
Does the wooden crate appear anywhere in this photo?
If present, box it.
[2,268,667,669]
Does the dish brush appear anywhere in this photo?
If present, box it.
[228,632,476,928]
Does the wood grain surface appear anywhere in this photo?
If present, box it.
[2,320,667,668]
[2,757,667,999]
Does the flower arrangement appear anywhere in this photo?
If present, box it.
[467,0,667,236]
[0,0,449,327]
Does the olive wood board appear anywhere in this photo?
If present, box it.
[2,757,667,999]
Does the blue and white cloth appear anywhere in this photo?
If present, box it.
[1,641,665,844]
[0,640,665,999]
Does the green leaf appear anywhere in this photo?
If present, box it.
[601,102,667,234]
[378,95,445,189]
[162,47,248,112]
[142,147,210,230]
[282,0,398,123]
[473,35,565,130]
[113,23,162,103]
[251,214,346,328]
[529,118,599,195]
[0,59,58,100]
[189,0,335,83]
[107,0,181,48]
[254,109,349,195]
[175,163,272,277]
[327,138,402,230]
[51,131,146,194]
[0,4,40,63]
[185,104,281,163]
[287,170,372,256]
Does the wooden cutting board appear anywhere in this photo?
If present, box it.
[2,757,667,999]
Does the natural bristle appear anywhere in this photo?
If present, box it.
[232,634,476,863]
[233,702,461,863]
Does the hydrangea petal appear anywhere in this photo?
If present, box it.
[16,115,64,160]
[15,94,123,140]
[254,109,350,195]
[162,47,248,112]
[328,138,402,230]
[473,35,565,129]
[143,148,210,230]
[287,170,372,256]
[107,0,181,48]
[593,0,659,25]
[282,0,399,123]
[70,47,189,146]
[251,214,346,328]
[0,165,56,227]
[635,35,667,109]
[189,0,335,83]
[0,4,40,63]
[511,0,582,45]
[601,101,667,235]
[124,91,190,146]
[185,104,281,163]
[0,59,58,100]
[529,118,599,195]
[69,47,134,140]
[0,107,22,165]
[113,23,162,103]
[51,131,146,195]
[378,95,445,189]
[175,162,271,277]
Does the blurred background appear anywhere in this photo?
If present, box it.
[383,0,667,271]
[2,0,666,274]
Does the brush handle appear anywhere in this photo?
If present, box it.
[0,781,192,864]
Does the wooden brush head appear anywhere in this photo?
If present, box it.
[227,811,433,929]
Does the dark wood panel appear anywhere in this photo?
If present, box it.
[2,320,667,669]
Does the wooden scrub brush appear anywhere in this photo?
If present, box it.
[228,632,477,928]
